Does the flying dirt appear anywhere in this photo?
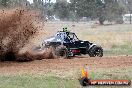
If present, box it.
[2,8,128,63]
[0,8,52,61]
[0,8,104,62]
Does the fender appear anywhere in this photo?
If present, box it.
[89,43,102,50]
[89,43,97,50]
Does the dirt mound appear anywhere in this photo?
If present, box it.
[0,8,46,61]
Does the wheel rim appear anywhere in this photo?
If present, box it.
[94,48,102,57]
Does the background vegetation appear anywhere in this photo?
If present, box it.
[0,0,132,24]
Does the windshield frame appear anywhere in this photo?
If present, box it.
[68,32,79,41]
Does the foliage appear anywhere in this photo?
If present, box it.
[0,0,131,23]
[70,0,103,18]
[1,0,9,7]
[54,1,69,20]
[104,0,125,24]
[0,0,30,8]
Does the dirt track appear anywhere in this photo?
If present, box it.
[0,56,131,75]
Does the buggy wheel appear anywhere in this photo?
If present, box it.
[89,46,103,57]
[53,45,68,59]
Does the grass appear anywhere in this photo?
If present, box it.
[92,68,132,80]
[0,75,79,88]
[0,67,131,88]
[104,42,132,56]
[80,24,132,56]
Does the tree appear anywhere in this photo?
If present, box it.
[96,0,106,24]
[125,0,132,24]
[1,0,9,7]
[54,1,69,20]
[104,0,125,24]
[0,0,30,8]
[70,0,105,24]
[33,0,44,10]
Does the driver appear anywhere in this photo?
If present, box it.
[63,27,75,42]
[63,27,71,42]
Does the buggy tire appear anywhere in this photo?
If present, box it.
[89,45,103,57]
[53,45,68,59]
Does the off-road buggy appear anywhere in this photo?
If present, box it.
[42,29,103,59]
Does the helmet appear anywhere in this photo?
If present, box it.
[63,27,69,32]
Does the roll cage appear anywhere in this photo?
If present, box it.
[56,31,79,43]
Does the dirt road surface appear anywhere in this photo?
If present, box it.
[0,56,131,75]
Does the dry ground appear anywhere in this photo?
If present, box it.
[0,56,131,76]
[0,22,132,76]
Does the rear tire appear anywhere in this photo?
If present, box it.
[89,46,103,57]
[52,45,68,59]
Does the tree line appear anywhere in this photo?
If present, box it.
[0,0,132,24]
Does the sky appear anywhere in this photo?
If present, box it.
[27,0,33,3]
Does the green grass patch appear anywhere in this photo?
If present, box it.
[0,67,131,88]
[104,42,132,56]
[0,75,79,88]
[91,68,132,80]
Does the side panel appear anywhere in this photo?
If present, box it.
[75,41,90,54]
[63,41,90,55]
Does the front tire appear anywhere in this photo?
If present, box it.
[89,46,103,57]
